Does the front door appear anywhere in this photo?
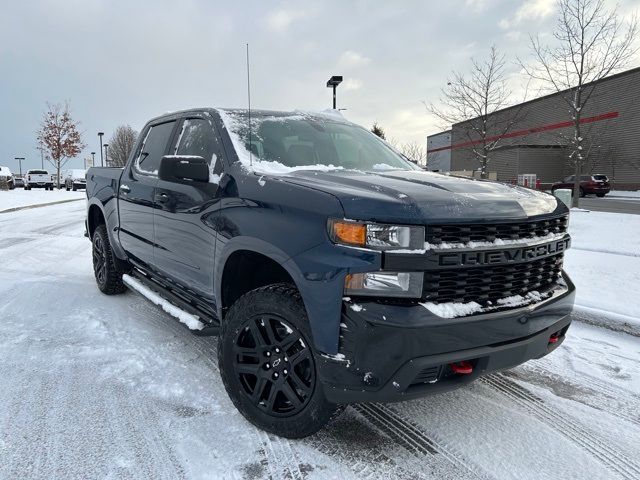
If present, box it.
[153,116,224,300]
[118,120,177,267]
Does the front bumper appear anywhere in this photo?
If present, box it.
[319,273,575,403]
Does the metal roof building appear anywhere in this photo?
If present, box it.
[427,66,640,190]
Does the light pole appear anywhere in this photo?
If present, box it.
[98,132,104,167]
[103,144,109,166]
[14,157,25,176]
[37,146,45,169]
[326,75,343,109]
[91,152,96,169]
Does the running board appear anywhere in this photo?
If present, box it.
[124,271,220,336]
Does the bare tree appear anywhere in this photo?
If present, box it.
[36,102,85,188]
[427,45,522,179]
[108,125,138,167]
[400,141,427,165]
[521,0,637,206]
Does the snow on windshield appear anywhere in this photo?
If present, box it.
[216,109,415,175]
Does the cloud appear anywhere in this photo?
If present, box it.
[337,50,371,68]
[266,8,306,32]
[342,78,362,91]
[499,0,555,29]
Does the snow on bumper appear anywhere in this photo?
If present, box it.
[318,273,575,403]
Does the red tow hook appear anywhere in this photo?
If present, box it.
[549,333,561,344]
[449,361,473,375]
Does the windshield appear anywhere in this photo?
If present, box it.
[30,170,48,175]
[593,174,608,181]
[219,110,418,173]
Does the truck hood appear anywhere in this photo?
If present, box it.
[279,169,565,223]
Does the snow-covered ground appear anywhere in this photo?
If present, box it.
[608,190,640,199]
[565,209,640,333]
[1,197,639,479]
[0,188,85,212]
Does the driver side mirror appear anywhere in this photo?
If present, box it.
[158,155,209,183]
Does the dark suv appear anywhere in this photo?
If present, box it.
[86,108,575,438]
[551,174,610,197]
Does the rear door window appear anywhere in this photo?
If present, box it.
[136,121,176,175]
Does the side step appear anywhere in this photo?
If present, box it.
[124,271,220,336]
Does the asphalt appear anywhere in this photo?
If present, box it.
[578,196,640,215]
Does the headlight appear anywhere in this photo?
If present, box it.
[328,219,424,250]
[344,271,423,298]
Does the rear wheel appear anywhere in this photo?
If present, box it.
[596,193,605,197]
[92,224,127,295]
[218,283,343,438]
[579,187,585,197]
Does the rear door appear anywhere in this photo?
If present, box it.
[118,120,177,267]
[153,115,224,299]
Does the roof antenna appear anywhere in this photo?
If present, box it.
[246,43,253,167]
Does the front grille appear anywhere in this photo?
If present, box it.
[426,216,568,245]
[423,253,563,305]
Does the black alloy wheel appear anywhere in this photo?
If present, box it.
[218,283,344,438]
[93,233,108,286]
[234,314,315,416]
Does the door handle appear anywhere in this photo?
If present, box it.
[120,184,130,194]
[155,192,170,204]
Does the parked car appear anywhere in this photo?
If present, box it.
[86,108,574,438]
[24,169,54,190]
[551,174,610,197]
[13,177,25,188]
[0,166,15,189]
[64,169,87,191]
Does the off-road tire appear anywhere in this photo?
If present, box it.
[92,224,127,295]
[218,283,343,438]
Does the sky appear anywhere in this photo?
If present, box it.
[1,0,638,172]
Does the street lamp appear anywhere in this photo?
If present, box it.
[103,144,109,166]
[91,152,96,168]
[98,132,104,167]
[326,75,343,109]
[14,157,25,176]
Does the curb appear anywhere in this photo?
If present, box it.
[573,305,640,337]
[0,198,84,214]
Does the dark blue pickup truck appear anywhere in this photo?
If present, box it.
[86,108,575,438]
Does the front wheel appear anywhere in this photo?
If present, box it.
[92,224,127,295]
[579,187,585,197]
[218,283,343,438]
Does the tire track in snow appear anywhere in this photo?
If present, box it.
[306,408,425,480]
[482,373,640,480]
[515,363,640,426]
[258,431,306,480]
[354,404,488,479]
[127,298,309,479]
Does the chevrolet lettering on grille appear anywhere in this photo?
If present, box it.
[438,237,571,267]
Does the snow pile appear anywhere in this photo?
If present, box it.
[608,190,640,199]
[122,274,204,330]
